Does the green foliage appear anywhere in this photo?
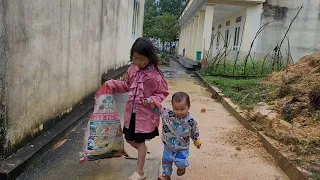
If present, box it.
[143,0,159,38]
[143,0,180,45]
[158,0,183,16]
[201,58,275,77]
[157,12,179,43]
[312,171,320,180]
[203,76,278,109]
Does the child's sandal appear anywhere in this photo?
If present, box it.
[128,172,146,180]
[177,168,186,176]
[158,174,171,180]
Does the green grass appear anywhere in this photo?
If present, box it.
[313,171,320,180]
[201,58,276,76]
[203,76,278,109]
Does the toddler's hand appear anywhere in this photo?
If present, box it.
[197,144,201,149]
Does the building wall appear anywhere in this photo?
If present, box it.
[0,0,7,155]
[0,0,145,150]
[257,0,320,61]
[241,4,263,53]
[211,11,247,60]
[180,0,320,62]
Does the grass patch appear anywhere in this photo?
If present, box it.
[203,76,278,109]
[313,171,320,180]
[201,58,276,76]
[158,52,170,66]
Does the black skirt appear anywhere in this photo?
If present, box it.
[123,113,159,143]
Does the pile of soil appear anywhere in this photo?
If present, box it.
[247,52,320,177]
[267,52,320,84]
[265,52,320,139]
[222,128,261,148]
[221,128,276,165]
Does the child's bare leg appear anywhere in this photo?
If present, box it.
[127,140,139,150]
[127,140,150,154]
[136,142,147,175]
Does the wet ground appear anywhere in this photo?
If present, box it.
[18,60,289,180]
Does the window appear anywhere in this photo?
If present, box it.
[234,27,240,46]
[210,27,215,47]
[236,16,242,23]
[217,24,221,47]
[234,16,242,47]
[225,21,230,47]
[225,29,229,47]
[132,0,140,37]
[216,33,219,47]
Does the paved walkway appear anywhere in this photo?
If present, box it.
[18,60,289,180]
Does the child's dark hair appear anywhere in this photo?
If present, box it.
[172,92,190,107]
[130,37,162,75]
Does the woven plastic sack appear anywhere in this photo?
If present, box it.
[80,83,125,162]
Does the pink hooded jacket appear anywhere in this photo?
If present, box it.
[106,64,169,133]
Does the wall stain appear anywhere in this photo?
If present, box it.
[83,0,88,95]
[98,0,104,81]
[318,2,320,20]
[66,2,71,83]
[113,0,119,63]
[0,0,8,157]
[115,0,120,34]
[17,2,29,46]
[262,0,289,20]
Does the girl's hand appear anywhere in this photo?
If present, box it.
[143,98,149,105]
[144,98,155,108]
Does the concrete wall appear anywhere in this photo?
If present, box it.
[209,0,320,61]
[0,0,7,156]
[0,0,145,150]
[257,0,320,61]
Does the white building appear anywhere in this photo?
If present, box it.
[178,0,320,62]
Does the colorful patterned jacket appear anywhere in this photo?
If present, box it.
[146,97,202,152]
[160,108,202,152]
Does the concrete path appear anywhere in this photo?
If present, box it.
[18,60,289,180]
[152,60,289,180]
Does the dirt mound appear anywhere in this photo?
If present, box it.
[267,52,320,84]
[266,52,320,116]
[221,128,276,165]
[222,128,261,148]
[247,52,320,178]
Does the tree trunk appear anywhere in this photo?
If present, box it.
[162,41,165,52]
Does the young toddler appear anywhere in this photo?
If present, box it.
[145,92,202,180]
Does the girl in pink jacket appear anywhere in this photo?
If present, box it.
[106,37,169,180]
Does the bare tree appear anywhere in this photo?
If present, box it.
[273,4,303,71]
[243,21,275,75]
[285,37,294,67]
